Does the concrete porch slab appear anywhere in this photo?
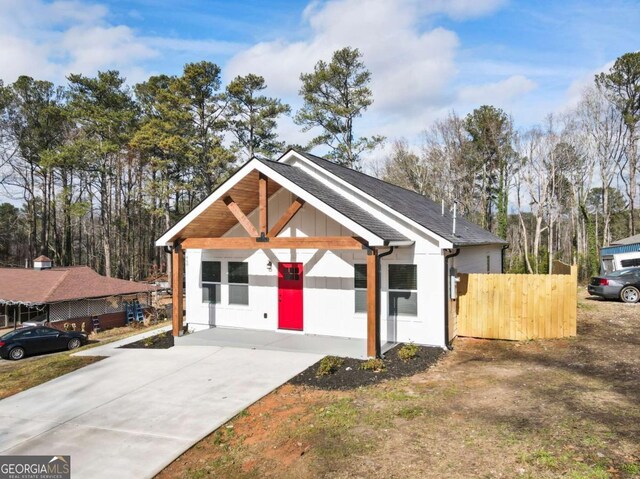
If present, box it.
[176,327,395,359]
[176,327,366,357]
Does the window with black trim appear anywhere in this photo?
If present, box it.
[621,258,640,268]
[228,262,249,305]
[202,261,221,304]
[388,264,417,316]
[354,264,367,313]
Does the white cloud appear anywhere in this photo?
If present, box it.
[562,61,614,111]
[226,0,507,146]
[0,0,152,83]
[226,0,462,109]
[61,25,157,76]
[0,0,527,148]
[458,75,537,106]
[0,34,57,83]
[0,0,106,33]
[0,0,242,85]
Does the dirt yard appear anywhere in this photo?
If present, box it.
[159,289,639,479]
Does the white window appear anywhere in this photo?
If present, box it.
[228,262,249,305]
[354,264,367,313]
[202,261,221,304]
[388,264,417,316]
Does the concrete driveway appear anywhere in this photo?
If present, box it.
[0,330,322,479]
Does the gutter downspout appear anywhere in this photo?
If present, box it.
[501,244,509,273]
[376,247,395,357]
[164,245,173,288]
[444,248,460,350]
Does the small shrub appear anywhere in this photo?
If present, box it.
[398,343,419,361]
[361,358,385,372]
[317,356,344,377]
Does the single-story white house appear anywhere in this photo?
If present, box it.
[156,149,507,357]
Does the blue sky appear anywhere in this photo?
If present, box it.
[0,0,638,149]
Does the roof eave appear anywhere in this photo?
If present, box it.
[452,240,509,248]
[385,240,415,247]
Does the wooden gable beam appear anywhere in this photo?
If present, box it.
[224,196,259,237]
[181,236,365,250]
[268,197,305,237]
[259,173,268,237]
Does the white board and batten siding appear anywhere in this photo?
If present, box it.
[185,187,449,347]
[453,245,504,274]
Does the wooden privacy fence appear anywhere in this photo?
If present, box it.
[455,264,577,340]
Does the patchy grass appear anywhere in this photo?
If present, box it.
[88,321,167,342]
[0,353,102,399]
[159,290,639,479]
[0,321,168,399]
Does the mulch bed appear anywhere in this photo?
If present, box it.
[288,344,444,390]
[119,331,174,349]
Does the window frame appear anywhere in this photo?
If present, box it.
[201,260,221,304]
[620,258,640,268]
[354,264,367,314]
[388,263,418,317]
[228,261,249,306]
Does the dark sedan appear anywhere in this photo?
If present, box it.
[0,326,88,360]
[588,268,640,303]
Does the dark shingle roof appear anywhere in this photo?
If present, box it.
[257,158,408,243]
[295,151,507,247]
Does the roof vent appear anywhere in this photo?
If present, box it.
[33,255,53,270]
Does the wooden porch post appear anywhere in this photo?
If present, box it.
[259,173,268,237]
[172,242,184,337]
[367,249,380,357]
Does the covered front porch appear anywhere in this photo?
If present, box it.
[159,158,414,357]
[175,326,397,359]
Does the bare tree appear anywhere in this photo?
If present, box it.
[577,86,627,246]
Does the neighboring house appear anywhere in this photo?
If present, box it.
[600,234,640,273]
[0,256,157,332]
[156,149,507,356]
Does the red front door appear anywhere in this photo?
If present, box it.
[278,262,303,331]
